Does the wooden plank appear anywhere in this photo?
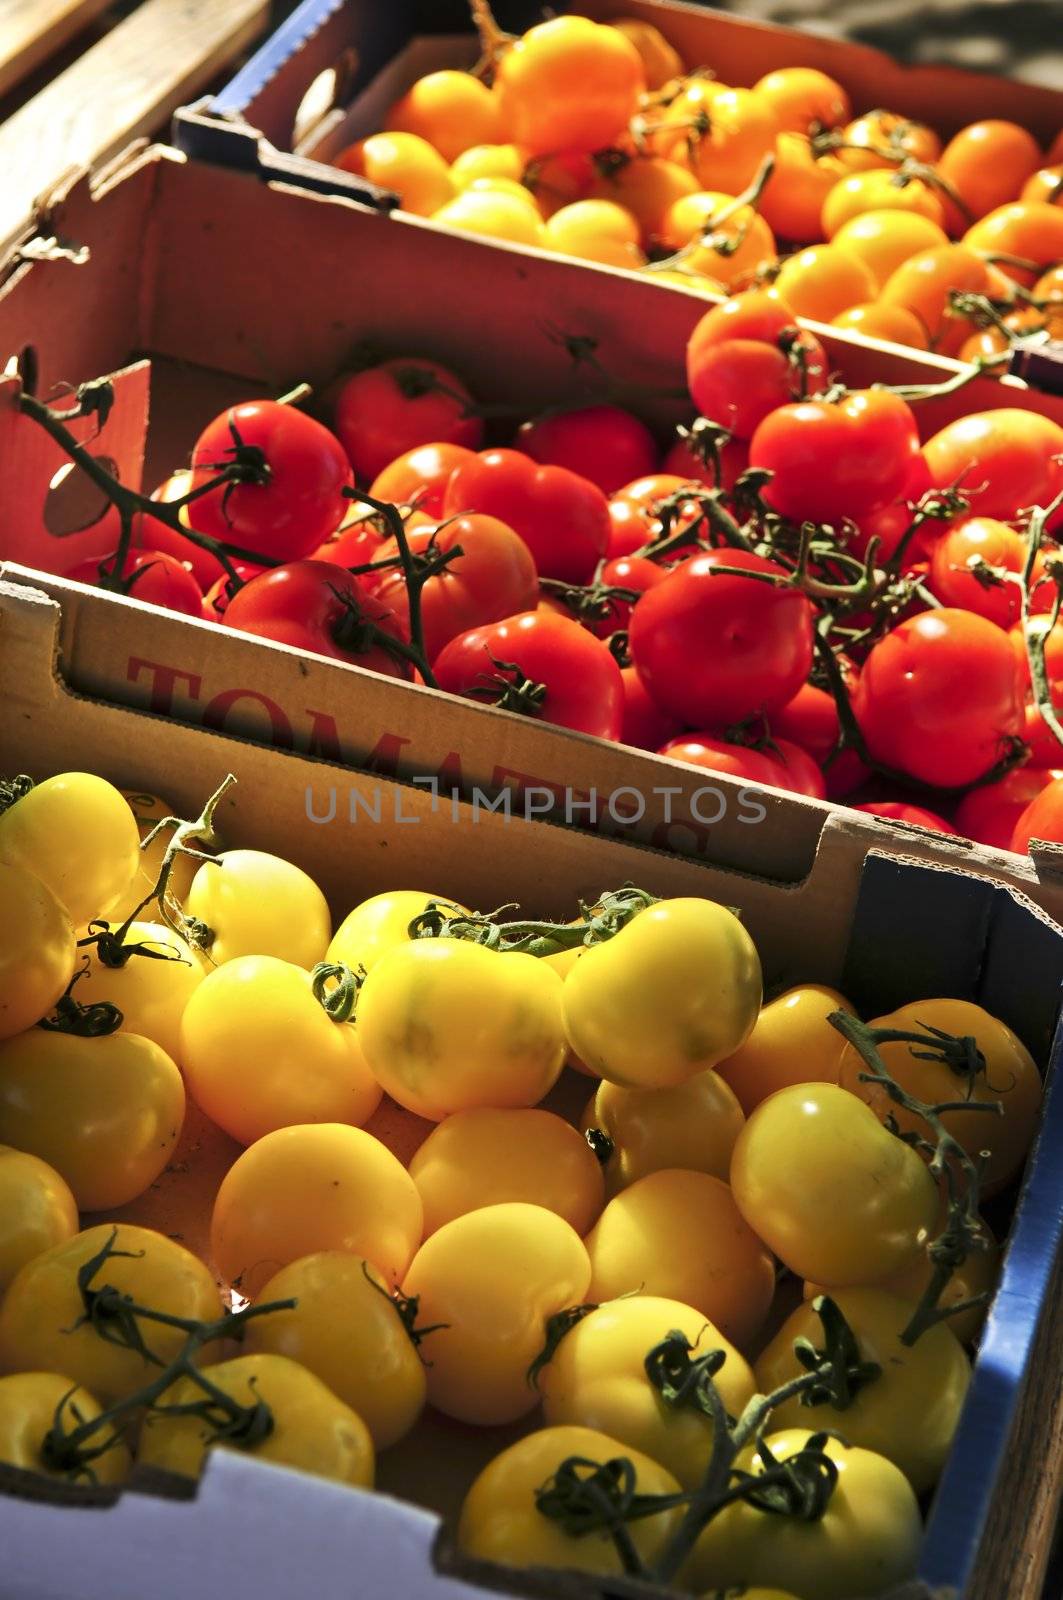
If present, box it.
[0,0,113,101]
[0,0,269,253]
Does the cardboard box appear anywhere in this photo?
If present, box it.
[2,146,1063,918]
[1,571,1063,1600]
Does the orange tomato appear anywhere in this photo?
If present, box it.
[754,67,851,136]
[878,243,990,349]
[544,198,646,267]
[964,202,1063,287]
[660,191,776,287]
[607,18,684,89]
[334,132,454,217]
[830,210,950,290]
[822,170,944,238]
[758,132,849,243]
[832,302,930,349]
[687,88,777,196]
[384,71,502,163]
[936,121,1043,233]
[838,111,941,172]
[587,156,699,247]
[773,243,878,322]
[1021,165,1063,207]
[496,17,645,156]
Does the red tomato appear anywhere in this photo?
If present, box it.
[607,474,702,559]
[333,359,483,482]
[442,449,610,583]
[662,435,749,492]
[589,555,668,637]
[929,517,1048,627]
[659,734,789,789]
[65,549,203,617]
[824,745,873,799]
[136,472,225,590]
[852,800,954,832]
[921,410,1063,521]
[1010,620,1063,764]
[433,611,623,739]
[848,454,936,565]
[222,560,410,676]
[685,291,829,441]
[202,560,267,621]
[771,680,840,765]
[629,550,815,725]
[750,391,921,524]
[771,736,827,799]
[370,514,539,662]
[369,442,478,516]
[954,766,1062,849]
[1012,778,1063,851]
[186,401,353,562]
[620,666,683,750]
[1021,701,1063,767]
[854,609,1026,787]
[312,514,386,570]
[515,405,658,495]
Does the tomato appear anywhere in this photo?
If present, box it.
[684,88,777,196]
[838,998,1041,1197]
[853,609,1025,788]
[936,121,1042,231]
[0,1025,183,1210]
[659,734,792,791]
[65,547,204,617]
[211,1124,423,1297]
[186,401,352,562]
[332,359,483,483]
[853,801,953,832]
[564,554,665,639]
[929,516,1047,627]
[630,550,815,726]
[0,1224,220,1404]
[201,559,265,620]
[357,938,566,1120]
[587,1068,744,1194]
[0,1373,131,1485]
[715,984,852,1116]
[0,862,75,1040]
[563,898,761,1090]
[921,409,1063,521]
[584,1169,775,1348]
[139,1352,374,1488]
[311,505,388,569]
[515,404,657,496]
[368,441,476,517]
[327,890,462,975]
[1012,776,1063,851]
[772,244,878,322]
[0,772,139,927]
[607,472,703,557]
[434,611,623,739]
[544,198,647,268]
[660,190,777,287]
[608,18,684,88]
[620,665,683,750]
[184,848,330,969]
[831,301,930,349]
[370,513,539,663]
[756,1288,969,1492]
[758,132,849,243]
[954,765,1061,850]
[385,70,501,163]
[135,470,226,591]
[222,561,410,677]
[109,791,200,923]
[839,110,941,171]
[830,210,949,291]
[821,171,944,237]
[586,157,699,248]
[335,131,455,216]
[663,433,749,491]
[965,203,1063,282]
[74,919,204,1066]
[685,291,828,440]
[0,1147,77,1294]
[434,187,547,247]
[685,1429,922,1600]
[497,17,644,154]
[402,1202,590,1424]
[750,390,920,524]
[754,67,851,135]
[457,1423,682,1576]
[443,447,610,584]
[409,1107,604,1236]
[770,680,840,765]
[244,1254,425,1450]
[539,1295,754,1489]
[731,1082,938,1284]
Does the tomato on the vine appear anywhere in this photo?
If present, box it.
[1012,776,1063,851]
[516,404,658,495]
[750,390,921,524]
[136,470,226,590]
[332,358,483,481]
[369,441,477,516]
[443,448,610,583]
[201,559,266,620]
[222,560,411,676]
[659,734,791,791]
[0,1146,78,1294]
[0,772,139,927]
[921,409,1063,520]
[66,549,204,616]
[0,863,75,1041]
[685,291,828,441]
[954,765,1062,849]
[495,16,645,156]
[620,665,683,750]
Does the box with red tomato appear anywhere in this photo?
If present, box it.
[1,569,1062,1600]
[2,145,1063,912]
[174,0,1063,371]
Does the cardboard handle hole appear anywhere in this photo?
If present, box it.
[43,456,119,538]
[292,49,360,147]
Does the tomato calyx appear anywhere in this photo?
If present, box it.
[539,576,644,623]
[0,772,34,817]
[526,1302,600,1391]
[584,1126,615,1167]
[462,654,550,717]
[535,1454,688,1575]
[407,885,660,955]
[310,960,363,1023]
[37,964,123,1038]
[361,1262,448,1356]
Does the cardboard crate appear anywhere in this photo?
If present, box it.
[2,145,1063,915]
[1,571,1063,1600]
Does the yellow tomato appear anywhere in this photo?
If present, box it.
[607,18,684,89]
[0,1372,131,1484]
[539,1295,754,1489]
[432,187,548,247]
[877,243,990,348]
[839,110,941,172]
[335,131,455,216]
[401,1202,590,1424]
[587,1068,744,1193]
[562,898,761,1089]
[831,302,930,349]
[496,17,645,157]
[545,199,647,268]
[685,1429,922,1599]
[586,157,699,248]
[773,243,878,322]
[0,862,75,1039]
[660,192,777,288]
[74,919,204,1066]
[458,1424,682,1576]
[758,132,849,244]
[409,1107,604,1236]
[185,849,331,969]
[0,1028,184,1210]
[755,1288,969,1492]
[730,1082,938,1286]
[0,773,139,926]
[180,955,380,1145]
[357,938,566,1120]
[109,790,200,922]
[384,70,502,163]
[138,1353,374,1488]
[687,88,777,196]
[583,1170,775,1349]
[450,143,524,186]
[0,1225,221,1404]
[211,1124,422,1298]
[754,67,851,135]
[715,984,852,1116]
[838,998,1042,1197]
[822,170,944,236]
[461,175,542,210]
[245,1253,426,1450]
[0,1146,78,1294]
[327,890,463,974]
[829,209,950,290]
